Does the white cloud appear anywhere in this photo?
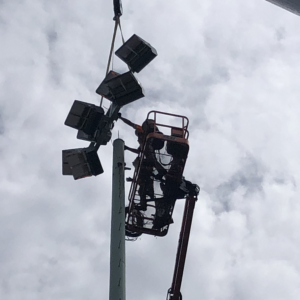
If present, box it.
[1,0,300,299]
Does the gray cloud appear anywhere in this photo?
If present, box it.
[1,0,300,300]
[214,155,265,213]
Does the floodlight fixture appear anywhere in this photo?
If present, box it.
[115,34,157,73]
[96,70,144,106]
[62,147,103,180]
[64,100,105,141]
[95,71,120,100]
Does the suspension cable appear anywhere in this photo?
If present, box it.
[118,19,125,44]
[100,18,120,107]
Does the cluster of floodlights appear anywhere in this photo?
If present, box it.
[62,34,157,180]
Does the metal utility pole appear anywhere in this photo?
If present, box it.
[110,138,126,300]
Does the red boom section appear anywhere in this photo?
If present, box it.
[167,195,197,300]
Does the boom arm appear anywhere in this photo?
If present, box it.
[167,194,197,300]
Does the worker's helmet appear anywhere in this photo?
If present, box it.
[142,119,158,134]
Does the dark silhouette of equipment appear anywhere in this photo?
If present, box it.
[124,110,199,300]
[125,111,197,237]
[64,100,105,142]
[96,71,145,106]
[62,2,198,300]
[62,34,157,180]
[115,34,158,73]
[113,0,123,20]
[62,147,103,179]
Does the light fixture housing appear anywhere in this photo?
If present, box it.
[95,70,144,106]
[64,100,105,141]
[62,147,103,180]
[115,34,157,73]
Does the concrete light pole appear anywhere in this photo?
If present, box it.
[109,138,126,300]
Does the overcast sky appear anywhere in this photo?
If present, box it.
[1,0,300,299]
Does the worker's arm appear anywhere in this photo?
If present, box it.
[119,115,138,130]
[124,145,140,154]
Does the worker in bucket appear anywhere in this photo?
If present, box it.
[118,113,166,178]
